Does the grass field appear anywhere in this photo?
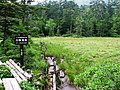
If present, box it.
[32,37,120,89]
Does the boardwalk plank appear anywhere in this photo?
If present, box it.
[11,69,23,82]
[6,59,31,82]
[9,59,32,78]
[10,78,22,90]
[3,78,22,90]
[9,59,24,74]
[3,78,13,90]
[6,61,22,82]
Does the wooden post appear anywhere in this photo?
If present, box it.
[53,60,56,90]
[20,45,24,67]
[20,33,24,67]
[53,74,56,90]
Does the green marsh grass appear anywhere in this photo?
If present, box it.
[32,37,120,89]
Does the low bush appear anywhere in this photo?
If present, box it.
[0,65,13,79]
[20,81,37,90]
[74,61,120,90]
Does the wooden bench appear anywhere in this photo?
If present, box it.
[2,78,21,90]
[5,59,32,83]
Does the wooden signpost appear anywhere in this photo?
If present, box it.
[15,32,28,67]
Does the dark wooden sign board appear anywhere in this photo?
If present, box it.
[15,36,28,45]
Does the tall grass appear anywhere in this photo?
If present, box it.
[32,37,120,89]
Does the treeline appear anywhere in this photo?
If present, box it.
[0,0,37,56]
[33,0,120,37]
[0,0,120,41]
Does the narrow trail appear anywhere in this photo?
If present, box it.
[46,57,78,90]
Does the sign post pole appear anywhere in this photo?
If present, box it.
[20,32,24,66]
[20,44,24,66]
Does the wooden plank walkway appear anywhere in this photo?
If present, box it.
[46,57,78,90]
[0,59,33,90]
[2,78,22,90]
[46,57,56,90]
[9,59,32,79]
[5,61,23,82]
[5,59,32,82]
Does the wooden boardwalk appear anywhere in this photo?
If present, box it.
[5,59,32,82]
[46,57,57,90]
[60,78,77,90]
[46,57,78,90]
[0,59,32,90]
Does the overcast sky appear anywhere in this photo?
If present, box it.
[18,0,107,6]
[31,0,90,5]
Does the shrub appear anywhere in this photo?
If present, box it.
[20,81,37,90]
[0,65,13,79]
[74,62,120,90]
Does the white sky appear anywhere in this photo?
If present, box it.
[17,0,91,6]
[34,0,90,5]
[17,0,107,6]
